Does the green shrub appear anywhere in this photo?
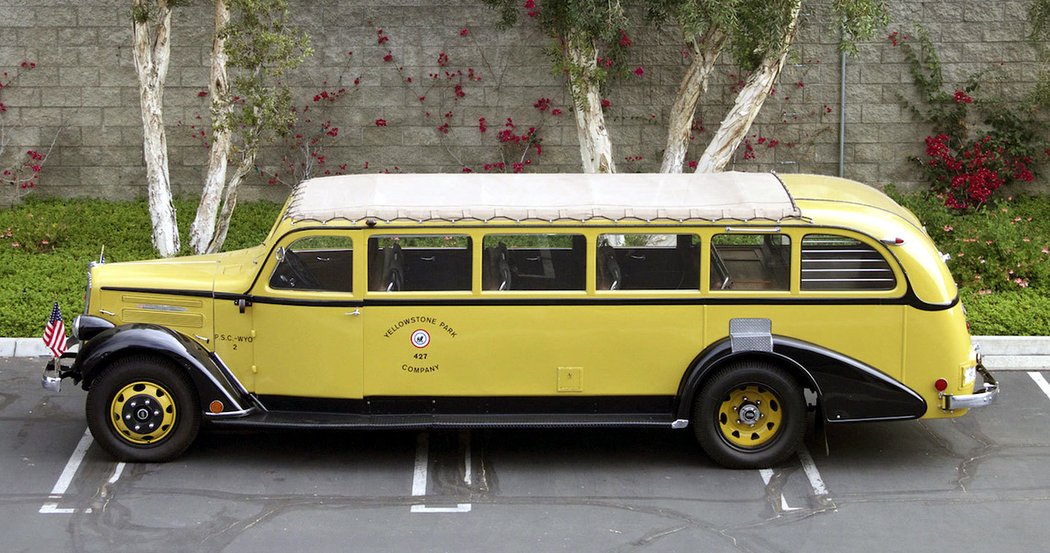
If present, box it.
[889,187,1050,335]
[0,198,280,337]
[961,289,1050,336]
[892,190,1050,294]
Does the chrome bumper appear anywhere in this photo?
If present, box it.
[41,347,78,393]
[42,358,63,392]
[943,362,999,410]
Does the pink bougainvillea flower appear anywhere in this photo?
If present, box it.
[633,67,644,77]
[618,29,631,47]
[374,119,387,127]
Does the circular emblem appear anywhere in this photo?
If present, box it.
[411,329,431,348]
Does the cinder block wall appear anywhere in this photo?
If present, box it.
[0,0,1042,202]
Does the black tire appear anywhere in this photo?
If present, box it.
[693,360,804,469]
[86,355,200,462]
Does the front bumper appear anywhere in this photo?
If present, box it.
[41,347,78,393]
[942,361,999,410]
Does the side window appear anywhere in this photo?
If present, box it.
[710,233,790,291]
[801,234,897,291]
[368,235,471,292]
[483,234,585,291]
[596,234,700,290]
[270,235,353,292]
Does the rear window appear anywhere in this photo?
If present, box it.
[801,234,896,291]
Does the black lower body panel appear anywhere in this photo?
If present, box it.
[208,394,678,430]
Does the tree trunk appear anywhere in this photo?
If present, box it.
[189,0,233,255]
[694,0,802,173]
[205,146,255,254]
[132,0,179,257]
[565,38,615,174]
[660,29,726,174]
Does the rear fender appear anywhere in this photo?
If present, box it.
[675,336,927,423]
[674,338,818,421]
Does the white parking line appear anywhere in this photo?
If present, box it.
[39,429,93,514]
[1029,372,1050,401]
[108,462,126,485]
[797,446,829,497]
[758,468,800,512]
[410,432,471,513]
[461,430,472,486]
[411,433,429,497]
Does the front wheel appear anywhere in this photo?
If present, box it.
[693,361,805,469]
[86,355,200,462]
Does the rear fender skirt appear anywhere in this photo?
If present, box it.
[73,324,253,414]
[772,337,926,422]
[675,337,926,422]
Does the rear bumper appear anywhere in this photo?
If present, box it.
[942,361,998,410]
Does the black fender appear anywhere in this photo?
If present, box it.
[674,338,819,421]
[72,323,254,415]
[772,337,926,422]
[675,336,926,423]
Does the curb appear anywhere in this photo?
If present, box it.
[3,335,1049,370]
[0,338,51,358]
[971,336,1050,356]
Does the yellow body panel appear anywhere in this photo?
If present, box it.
[904,304,977,418]
[362,304,702,397]
[704,304,905,380]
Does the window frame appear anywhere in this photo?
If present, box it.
[704,229,794,296]
[796,230,907,297]
[363,231,476,297]
[258,229,361,298]
[479,230,591,295]
[593,233,702,292]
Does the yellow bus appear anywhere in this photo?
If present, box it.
[44,172,998,468]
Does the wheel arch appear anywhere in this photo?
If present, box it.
[74,324,252,415]
[674,338,821,422]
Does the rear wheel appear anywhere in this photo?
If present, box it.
[693,361,804,469]
[86,355,200,462]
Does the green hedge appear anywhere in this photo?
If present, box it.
[889,188,1050,335]
[0,198,280,337]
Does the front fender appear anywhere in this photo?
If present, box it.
[73,324,253,415]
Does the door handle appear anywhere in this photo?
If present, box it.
[346,309,361,316]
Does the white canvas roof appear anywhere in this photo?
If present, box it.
[285,171,801,224]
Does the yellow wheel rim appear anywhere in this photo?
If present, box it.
[717,384,783,448]
[109,381,177,445]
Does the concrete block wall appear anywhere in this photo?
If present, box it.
[0,0,1043,203]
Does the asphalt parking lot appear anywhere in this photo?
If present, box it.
[2,356,1048,553]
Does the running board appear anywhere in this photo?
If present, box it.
[208,411,676,430]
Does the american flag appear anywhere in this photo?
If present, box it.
[42,302,66,358]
